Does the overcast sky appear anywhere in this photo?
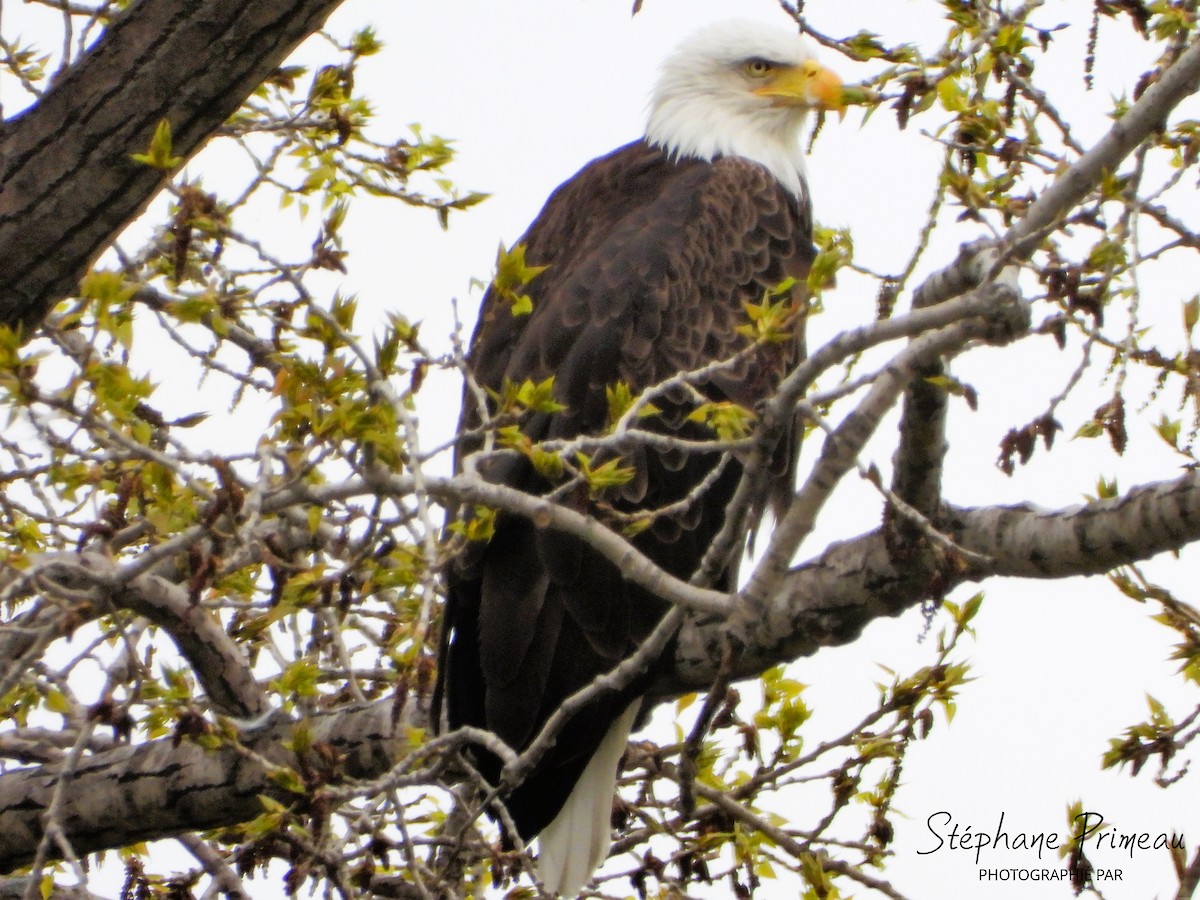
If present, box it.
[301,5,1197,893]
[330,4,1199,896]
[325,3,1200,897]
[6,0,1200,897]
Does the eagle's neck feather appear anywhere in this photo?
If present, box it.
[645,90,809,198]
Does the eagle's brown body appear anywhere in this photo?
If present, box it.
[435,137,814,840]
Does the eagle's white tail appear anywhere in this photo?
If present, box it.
[536,699,641,897]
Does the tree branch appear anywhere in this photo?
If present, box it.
[0,701,402,874]
[0,0,345,333]
[668,470,1200,690]
[1005,34,1200,262]
[4,552,269,719]
[738,282,1029,616]
[883,35,1200,538]
[4,470,1200,869]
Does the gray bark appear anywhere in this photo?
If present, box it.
[671,470,1200,688]
[0,0,345,333]
[0,702,402,874]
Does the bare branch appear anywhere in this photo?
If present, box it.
[740,281,1029,616]
[671,470,1200,689]
[0,0,345,333]
[5,552,268,719]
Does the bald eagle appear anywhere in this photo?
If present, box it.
[435,20,842,896]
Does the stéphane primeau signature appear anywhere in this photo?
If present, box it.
[919,810,1184,864]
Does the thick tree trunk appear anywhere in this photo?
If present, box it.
[0,0,345,333]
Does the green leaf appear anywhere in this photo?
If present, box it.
[286,721,313,755]
[330,292,357,331]
[606,381,659,426]
[1146,693,1171,726]
[957,592,983,627]
[350,27,383,57]
[574,452,635,491]
[621,516,654,537]
[1109,573,1146,601]
[447,505,496,542]
[937,76,968,113]
[269,766,307,795]
[275,659,320,699]
[80,270,138,306]
[738,285,801,343]
[492,243,548,317]
[844,30,887,59]
[687,401,757,440]
[941,698,957,723]
[491,376,566,414]
[529,446,564,479]
[517,377,564,413]
[1155,414,1181,449]
[45,688,71,715]
[1086,237,1127,270]
[807,227,853,292]
[130,118,183,170]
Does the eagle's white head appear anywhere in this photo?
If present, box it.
[646,19,843,197]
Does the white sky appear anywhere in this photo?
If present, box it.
[321,3,1200,897]
[306,4,1198,893]
[7,0,1200,897]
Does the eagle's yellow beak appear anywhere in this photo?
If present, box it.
[754,60,845,116]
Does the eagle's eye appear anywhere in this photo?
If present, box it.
[743,59,773,78]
